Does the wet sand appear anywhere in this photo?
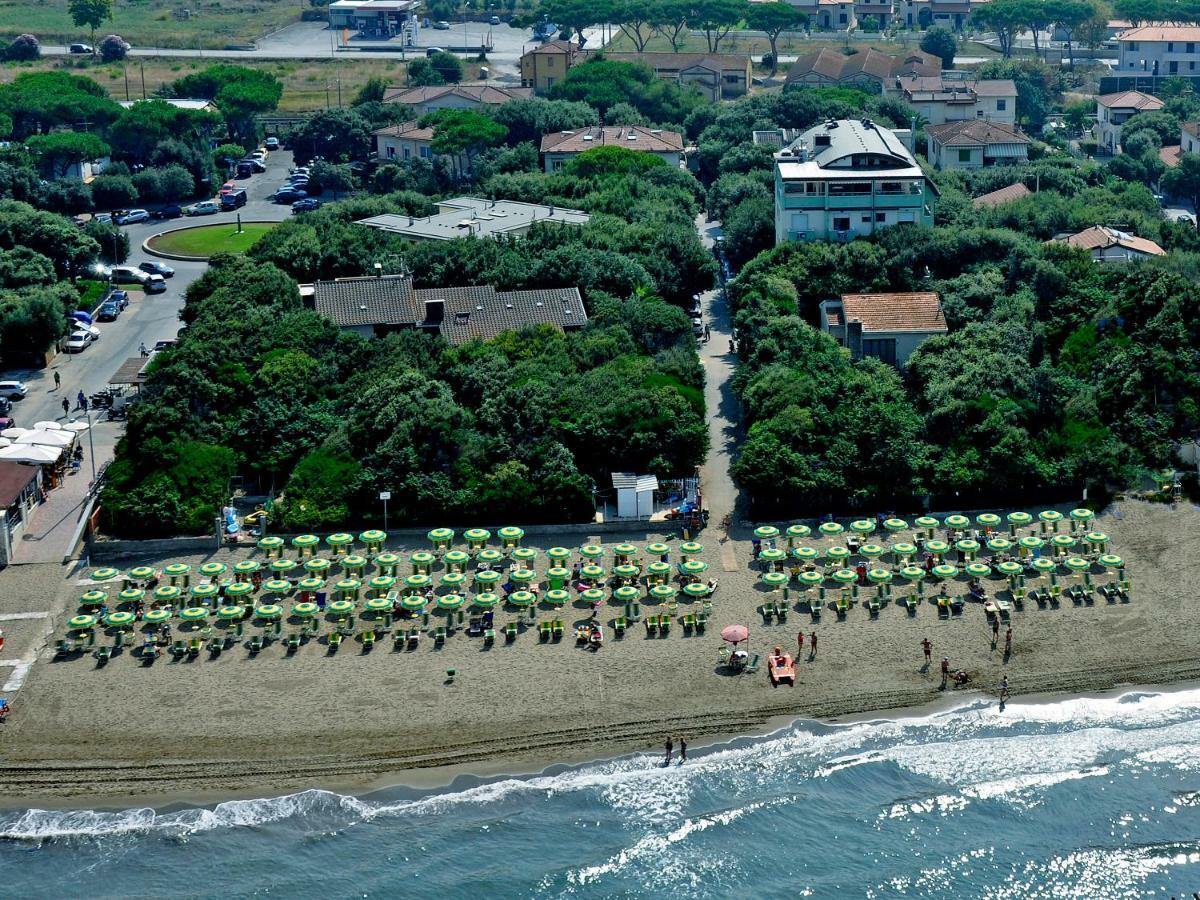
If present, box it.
[1,499,1195,804]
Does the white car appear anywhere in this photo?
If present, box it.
[64,333,90,353]
[183,201,220,216]
[110,266,150,285]
[0,380,26,400]
[144,274,167,294]
[115,209,149,225]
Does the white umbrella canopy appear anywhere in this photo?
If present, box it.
[60,421,90,433]
[0,427,27,439]
[31,421,62,431]
[15,430,73,448]
[0,444,60,463]
[0,437,9,448]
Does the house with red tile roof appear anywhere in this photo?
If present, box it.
[1094,90,1163,154]
[972,182,1031,208]
[1048,226,1166,263]
[539,126,684,172]
[819,291,947,366]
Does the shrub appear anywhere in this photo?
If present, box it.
[98,34,130,62]
[6,34,40,62]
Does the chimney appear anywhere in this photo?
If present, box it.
[424,298,445,324]
[374,262,383,278]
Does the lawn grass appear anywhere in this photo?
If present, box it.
[0,56,423,113]
[602,30,999,62]
[148,222,277,257]
[0,0,301,50]
[74,279,109,312]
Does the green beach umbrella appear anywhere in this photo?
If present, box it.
[404,573,431,590]
[191,584,220,602]
[103,611,135,627]
[254,604,283,619]
[512,547,539,564]
[849,519,875,535]
[257,535,284,552]
[859,543,886,559]
[225,581,255,598]
[762,571,788,587]
[118,587,145,603]
[359,529,387,545]
[883,518,908,534]
[581,588,606,605]
[164,563,191,578]
[900,565,925,582]
[754,525,780,540]
[931,564,958,580]
[1085,531,1110,547]
[987,537,1013,553]
[144,609,171,625]
[965,562,991,579]
[892,542,918,559]
[613,542,638,557]
[759,548,787,564]
[509,568,536,583]
[341,554,368,571]
[128,566,155,581]
[580,564,605,580]
[334,578,362,594]
[1006,511,1033,533]
[545,589,571,606]
[90,567,120,582]
[374,551,401,570]
[497,526,524,544]
[179,606,209,622]
[786,524,812,541]
[1038,510,1063,530]
[649,584,677,601]
[825,546,850,563]
[681,559,708,576]
[68,614,97,630]
[1063,556,1090,573]
[925,540,949,555]
[398,595,426,612]
[1019,536,1044,553]
[475,570,501,586]
[546,566,571,584]
[233,560,260,576]
[292,534,319,550]
[976,513,1002,529]
[1031,557,1057,574]
[369,575,396,591]
[646,561,672,578]
[614,585,641,603]
[799,570,824,587]
[915,516,939,535]
[579,543,604,559]
[646,542,671,557]
[683,582,711,598]
[1070,508,1094,525]
[1051,534,1076,551]
[153,585,181,603]
[613,563,640,580]
[79,590,107,607]
[1099,554,1124,568]
[441,572,466,589]
[955,539,980,557]
[328,599,356,616]
[436,594,466,611]
[472,592,500,609]
[292,602,319,618]
[546,546,572,563]
[867,568,892,585]
[680,541,704,556]
[477,549,503,565]
[508,590,536,607]
[262,578,292,594]
[997,561,1023,577]
[269,558,297,574]
[819,521,844,537]
[832,568,858,584]
[944,514,969,530]
[444,550,470,569]
[411,551,435,569]
[297,577,324,592]
[326,532,354,549]
[464,528,491,545]
[793,546,820,562]
[199,562,227,577]
[217,605,245,620]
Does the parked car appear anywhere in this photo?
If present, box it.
[183,201,220,216]
[110,266,150,285]
[273,187,307,203]
[264,137,280,151]
[220,189,248,210]
[153,339,175,352]
[219,180,238,195]
[96,300,120,322]
[0,396,11,415]
[425,47,445,56]
[92,213,113,225]
[691,316,703,336]
[292,198,322,213]
[250,150,267,162]
[115,209,149,225]
[143,274,167,294]
[244,157,267,173]
[64,333,90,353]
[107,289,130,309]
[489,15,501,24]
[235,160,254,178]
[74,324,101,341]
[289,166,310,176]
[0,380,27,400]
[288,179,310,192]
[152,205,182,220]
[138,261,174,278]
[433,20,451,28]
[69,43,93,54]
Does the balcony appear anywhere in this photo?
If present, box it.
[780,192,926,210]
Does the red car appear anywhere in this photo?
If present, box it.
[219,181,237,195]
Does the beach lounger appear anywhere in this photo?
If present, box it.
[703,599,713,616]
[171,639,187,659]
[408,628,422,648]
[54,639,74,657]
[92,645,111,664]
[187,637,201,657]
[995,600,1012,621]
[1118,579,1132,600]
[614,615,627,637]
[361,630,375,651]
[696,611,708,633]
[141,638,159,659]
[483,627,495,646]
[775,601,787,623]
[286,633,301,653]
[760,605,774,624]
[836,596,849,617]
[247,634,264,654]
[744,653,760,674]
[905,594,919,613]
[208,637,223,655]
[718,644,731,665]
[667,601,679,619]
[867,595,880,614]
[552,619,564,641]
[504,622,518,642]
[949,595,964,614]
[629,601,642,621]
[936,595,950,618]
[327,632,342,651]
[538,621,552,641]
[434,626,446,646]
[393,630,406,650]
[646,616,659,636]
[659,615,671,635]
[683,613,696,634]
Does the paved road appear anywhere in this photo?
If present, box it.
[3,151,295,564]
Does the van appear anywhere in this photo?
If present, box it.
[220,189,247,210]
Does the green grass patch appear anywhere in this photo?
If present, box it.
[75,278,109,311]
[148,222,277,258]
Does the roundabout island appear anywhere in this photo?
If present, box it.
[144,222,279,261]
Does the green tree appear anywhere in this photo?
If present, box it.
[422,108,508,178]
[972,0,1026,56]
[691,0,750,53]
[1164,154,1200,229]
[612,0,657,51]
[68,0,111,49]
[747,3,807,76]
[90,173,137,212]
[651,0,692,51]
[24,132,109,179]
[171,65,282,146]
[428,50,464,84]
[919,26,958,68]
[492,98,598,145]
[291,107,374,164]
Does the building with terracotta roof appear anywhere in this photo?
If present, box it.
[519,40,585,94]
[374,121,437,163]
[925,119,1031,169]
[1094,90,1163,153]
[819,291,947,366]
[894,76,1017,124]
[1049,226,1166,263]
[896,0,990,30]
[539,126,684,172]
[784,48,941,93]
[774,118,937,243]
[972,182,1031,209]
[303,274,587,343]
[1115,24,1200,76]
[595,52,753,101]
[382,84,532,114]
[786,0,856,31]
[1181,121,1200,154]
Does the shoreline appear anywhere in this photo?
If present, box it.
[5,672,1199,813]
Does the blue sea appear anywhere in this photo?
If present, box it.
[5,689,1200,898]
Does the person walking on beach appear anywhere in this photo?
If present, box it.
[1004,625,1013,657]
[999,676,1010,702]
[991,616,1000,648]
[921,637,932,668]
[664,737,673,765]
[941,656,950,689]
[60,397,69,418]
[809,631,817,661]
[53,371,60,390]
[679,737,687,763]
[797,631,804,657]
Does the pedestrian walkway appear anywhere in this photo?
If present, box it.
[11,470,95,565]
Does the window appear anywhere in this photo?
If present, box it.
[1192,61,1197,70]
[386,145,396,159]
[723,74,741,83]
[861,214,871,223]
[1128,41,1138,50]
[839,12,847,22]
[875,212,887,222]
[862,338,898,366]
[419,146,432,159]
[1171,61,1179,74]
[996,99,1007,111]
[828,181,872,196]
[403,146,411,159]
[832,216,851,232]
[1169,42,1175,51]
[1189,42,1195,51]
[958,148,972,162]
[879,181,902,194]
[545,77,555,88]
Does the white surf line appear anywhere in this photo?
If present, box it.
[0,612,50,622]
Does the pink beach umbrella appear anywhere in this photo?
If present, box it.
[721,624,749,645]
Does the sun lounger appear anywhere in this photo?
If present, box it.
[936,595,949,618]
[867,595,880,614]
[327,631,342,651]
[187,637,201,657]
[54,639,74,657]
[667,601,679,618]
[628,601,642,621]
[703,598,713,616]
[775,601,787,622]
[504,622,518,642]
[483,627,495,646]
[836,595,850,617]
[614,615,627,637]
[93,645,111,664]
[208,637,223,655]
[949,595,964,613]
[434,626,446,645]
[905,594,919,613]
[538,620,552,641]
[760,605,774,624]
[646,616,659,636]
[247,634,264,653]
[744,653,760,674]
[683,613,696,634]
[361,630,375,651]
[408,628,422,648]
[696,611,708,632]
[393,629,406,649]
[718,645,731,665]
[659,615,671,635]
[171,639,187,659]
[286,633,301,653]
[995,599,1012,620]
[142,638,159,658]
[552,619,564,641]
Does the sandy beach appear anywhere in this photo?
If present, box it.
[0,499,1195,805]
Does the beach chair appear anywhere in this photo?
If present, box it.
[208,637,223,655]
[775,601,787,623]
[667,600,679,619]
[614,615,627,637]
[995,599,1012,621]
[361,630,375,651]
[1117,579,1132,600]
[287,632,302,653]
[936,595,949,619]
[836,595,850,618]
[659,615,671,635]
[949,595,964,615]
[683,613,696,634]
[408,628,422,648]
[393,629,406,650]
[247,634,264,654]
[92,644,111,664]
[628,601,642,622]
[703,598,713,615]
[867,595,881,615]
[760,604,774,624]
[552,619,564,641]
[187,637,201,657]
[54,639,75,657]
[434,626,447,646]
[327,631,342,651]
[645,616,659,636]
[504,622,518,642]
[538,620,552,642]
[483,627,496,646]
[696,611,708,633]
[141,637,159,660]
[171,639,187,659]
[905,594,919,613]
[718,644,731,666]
[744,653,760,674]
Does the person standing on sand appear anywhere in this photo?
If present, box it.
[664,737,673,765]
[991,616,1000,648]
[1000,676,1010,702]
[922,637,932,666]
[679,737,687,763]
[1004,625,1013,656]
[941,656,950,688]
[797,631,804,657]
[809,631,817,660]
